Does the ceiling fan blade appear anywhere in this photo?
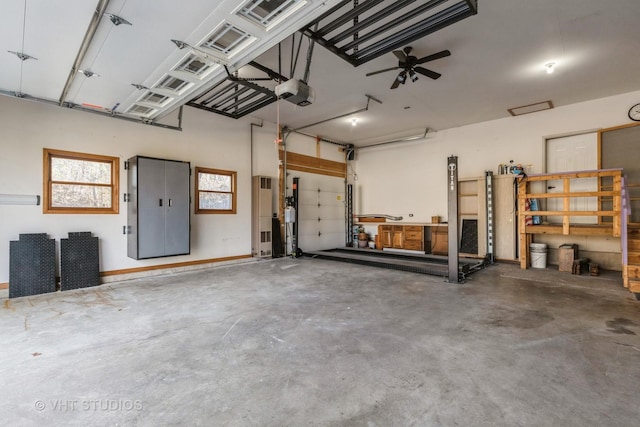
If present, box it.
[390,78,401,90]
[414,66,441,80]
[366,66,401,77]
[416,49,451,64]
[392,50,406,62]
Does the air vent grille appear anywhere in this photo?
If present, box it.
[260,177,272,189]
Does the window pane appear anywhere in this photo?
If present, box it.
[51,184,112,208]
[199,173,231,191]
[199,192,232,210]
[51,158,111,184]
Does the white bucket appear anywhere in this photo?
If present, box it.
[530,243,547,269]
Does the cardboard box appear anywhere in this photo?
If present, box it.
[559,244,579,272]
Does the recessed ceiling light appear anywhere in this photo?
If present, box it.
[351,118,358,126]
[545,62,556,74]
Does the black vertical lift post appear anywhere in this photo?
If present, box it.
[346,183,354,247]
[447,155,460,283]
[485,170,495,263]
[292,177,300,257]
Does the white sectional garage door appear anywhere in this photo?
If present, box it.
[287,171,346,252]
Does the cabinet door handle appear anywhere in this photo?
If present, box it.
[159,199,163,207]
[168,199,173,207]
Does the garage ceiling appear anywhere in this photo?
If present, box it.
[2,0,640,146]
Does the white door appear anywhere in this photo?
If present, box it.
[545,133,598,224]
[286,171,346,252]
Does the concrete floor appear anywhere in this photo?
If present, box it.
[1,258,639,426]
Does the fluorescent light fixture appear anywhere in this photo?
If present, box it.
[508,100,554,116]
[0,194,40,205]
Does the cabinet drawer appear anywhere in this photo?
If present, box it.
[403,240,424,251]
[404,231,423,240]
[404,226,423,232]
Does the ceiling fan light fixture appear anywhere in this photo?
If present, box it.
[397,71,406,83]
[409,70,418,82]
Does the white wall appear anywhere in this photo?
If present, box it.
[3,88,637,281]
[0,96,350,283]
[354,90,640,268]
[0,96,258,283]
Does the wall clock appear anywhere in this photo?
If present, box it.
[629,103,640,121]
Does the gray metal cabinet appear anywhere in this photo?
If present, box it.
[127,156,190,259]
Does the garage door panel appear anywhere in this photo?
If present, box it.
[287,171,346,251]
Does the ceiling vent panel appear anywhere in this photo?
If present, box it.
[200,22,255,56]
[238,0,308,29]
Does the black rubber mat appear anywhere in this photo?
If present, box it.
[460,219,478,254]
[9,233,56,298]
[60,232,100,291]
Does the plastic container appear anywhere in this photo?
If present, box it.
[530,243,547,269]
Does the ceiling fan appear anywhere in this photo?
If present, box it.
[365,46,451,89]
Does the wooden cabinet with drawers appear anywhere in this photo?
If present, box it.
[378,224,447,254]
[402,226,424,251]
